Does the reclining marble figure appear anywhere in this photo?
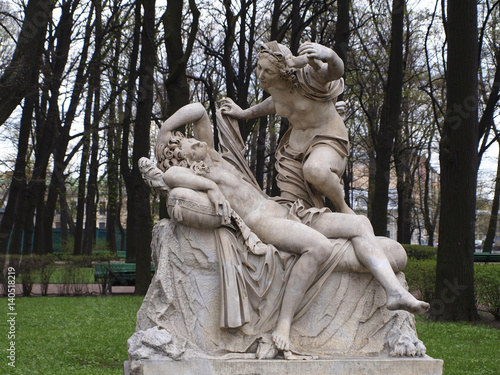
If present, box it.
[132,102,429,360]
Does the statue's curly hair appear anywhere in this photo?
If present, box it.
[155,131,188,172]
[155,131,210,175]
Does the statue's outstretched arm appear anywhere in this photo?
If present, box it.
[158,103,214,148]
[220,96,276,120]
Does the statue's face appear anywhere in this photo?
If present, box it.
[180,138,208,162]
[256,56,282,91]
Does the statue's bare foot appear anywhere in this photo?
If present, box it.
[272,320,291,351]
[386,290,430,315]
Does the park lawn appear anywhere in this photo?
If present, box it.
[0,296,498,374]
[415,315,500,375]
[0,295,144,375]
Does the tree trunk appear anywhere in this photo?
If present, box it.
[163,0,199,117]
[121,2,141,263]
[105,6,124,253]
[0,0,52,126]
[73,86,93,255]
[370,0,405,236]
[42,0,80,253]
[433,0,479,321]
[481,146,500,253]
[132,0,156,295]
[82,1,103,256]
[0,96,34,255]
[394,100,414,244]
[334,0,350,68]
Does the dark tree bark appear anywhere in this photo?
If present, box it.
[370,0,405,236]
[82,0,103,256]
[333,0,350,67]
[421,133,439,248]
[393,130,415,244]
[0,0,52,126]
[74,80,93,255]
[106,22,123,253]
[121,2,141,263]
[162,0,199,117]
[482,146,500,253]
[132,0,156,295]
[433,0,479,321]
[0,96,34,255]
[42,0,82,253]
[220,0,258,143]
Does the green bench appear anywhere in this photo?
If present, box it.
[473,252,500,263]
[94,263,155,292]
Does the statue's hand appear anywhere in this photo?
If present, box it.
[298,42,336,63]
[220,98,245,119]
[207,187,231,225]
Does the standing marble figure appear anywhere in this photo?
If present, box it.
[221,41,352,214]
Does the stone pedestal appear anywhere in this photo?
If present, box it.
[125,356,443,375]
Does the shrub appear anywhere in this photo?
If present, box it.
[474,264,500,320]
[0,255,8,295]
[404,258,437,302]
[18,255,41,296]
[39,254,58,296]
[402,244,437,260]
[58,260,92,296]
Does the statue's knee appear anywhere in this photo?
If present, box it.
[303,162,334,186]
[393,243,408,271]
[358,215,373,231]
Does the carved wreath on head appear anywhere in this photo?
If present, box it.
[257,41,298,90]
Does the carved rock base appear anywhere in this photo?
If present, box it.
[129,219,431,361]
[124,357,443,375]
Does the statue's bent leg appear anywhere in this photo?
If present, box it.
[250,216,336,352]
[309,213,429,314]
[309,213,407,272]
[303,145,354,214]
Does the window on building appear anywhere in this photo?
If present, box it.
[99,202,106,216]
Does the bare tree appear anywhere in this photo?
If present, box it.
[0,0,52,126]
[433,0,479,321]
[130,0,157,294]
[369,0,405,236]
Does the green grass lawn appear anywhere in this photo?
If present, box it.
[0,296,498,374]
[0,296,144,375]
[415,315,500,375]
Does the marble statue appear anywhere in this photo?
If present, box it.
[130,100,428,359]
[127,42,441,374]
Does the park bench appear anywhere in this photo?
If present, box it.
[473,252,500,263]
[94,263,155,292]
